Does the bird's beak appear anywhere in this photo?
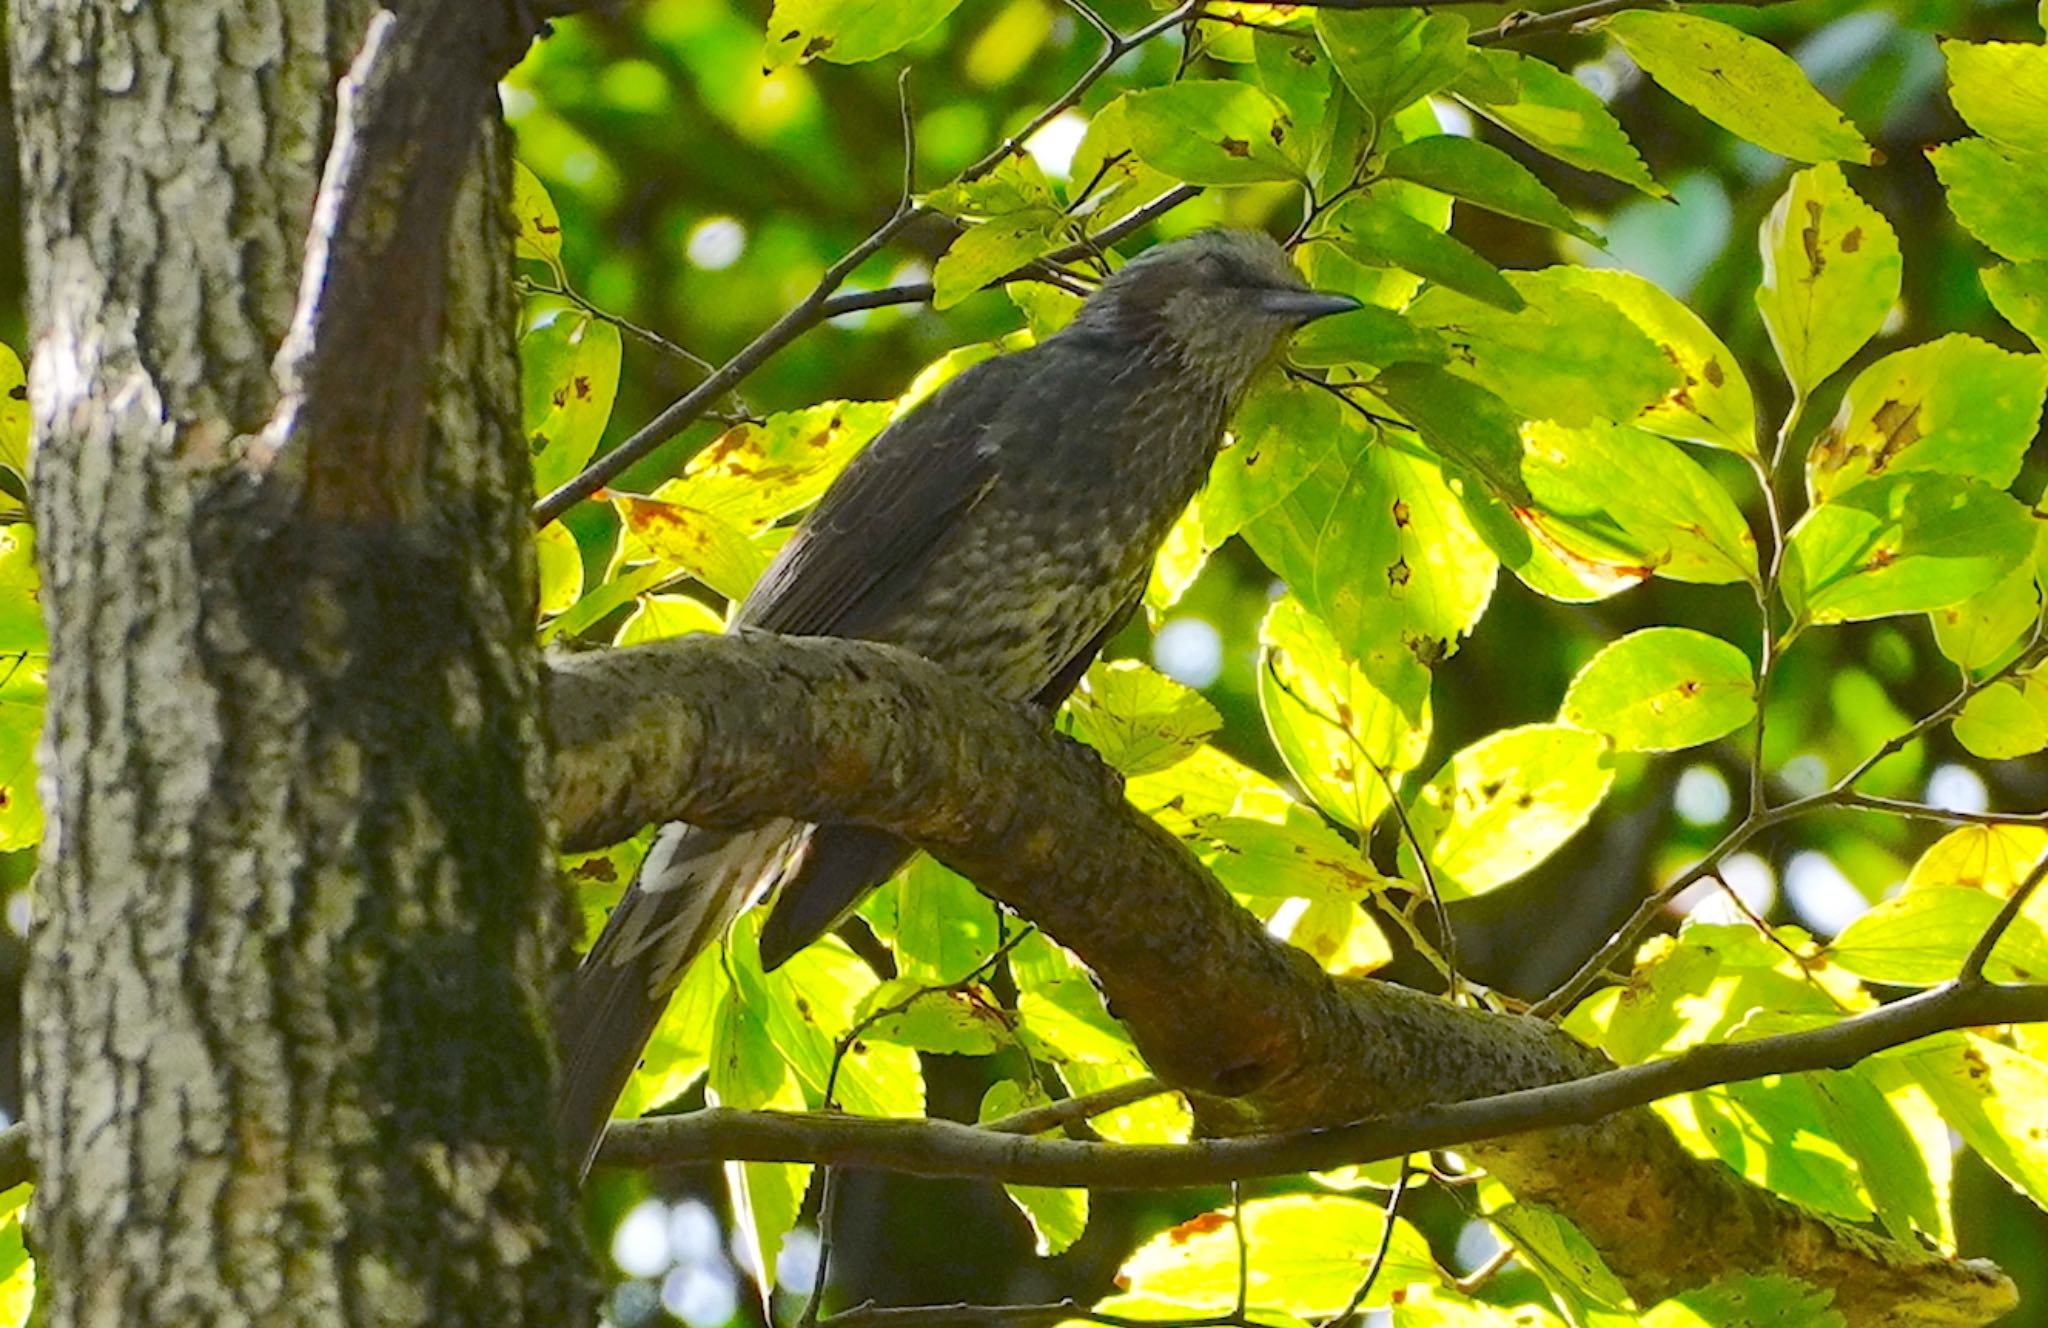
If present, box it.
[1258,289,1364,323]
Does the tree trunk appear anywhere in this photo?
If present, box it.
[12,3,591,1322]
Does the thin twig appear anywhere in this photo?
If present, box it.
[519,276,720,376]
[1319,1159,1411,1328]
[1959,851,2048,983]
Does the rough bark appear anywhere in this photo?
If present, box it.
[15,3,591,1323]
[548,633,2015,1328]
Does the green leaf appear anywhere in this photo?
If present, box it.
[1930,540,2043,673]
[1239,419,1499,667]
[762,0,965,67]
[1833,887,2048,984]
[860,855,999,984]
[1453,48,1664,197]
[534,520,583,618]
[1604,12,1870,163]
[980,1080,1088,1256]
[1382,135,1600,244]
[1756,164,1901,397]
[1400,724,1615,897]
[1782,475,2035,626]
[542,560,667,644]
[1561,627,1756,753]
[708,941,811,1306]
[1325,193,1522,312]
[0,342,30,500]
[1930,137,2048,262]
[1121,81,1305,185]
[1368,364,1531,506]
[1944,42,2048,151]
[862,983,1008,1056]
[1953,667,2048,759]
[0,1186,31,1328]
[925,153,1059,220]
[1647,1275,1845,1328]
[612,493,771,603]
[934,214,1064,309]
[1257,595,1432,832]
[1519,419,1760,589]
[1984,261,2048,349]
[1200,812,1383,905]
[1904,1035,2048,1210]
[1315,9,1469,126]
[1204,377,1348,543]
[1805,335,2048,503]
[1909,824,2048,894]
[1060,660,1221,776]
[1254,30,1342,182]
[1404,270,1681,427]
[0,531,44,853]
[1067,97,1183,229]
[1125,743,1294,839]
[1288,305,1448,371]
[522,311,622,496]
[1396,1284,1565,1328]
[1538,268,1757,455]
[1145,499,1215,619]
[613,592,725,646]
[1119,1195,1437,1317]
[510,160,563,270]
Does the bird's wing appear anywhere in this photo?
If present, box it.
[738,349,1035,637]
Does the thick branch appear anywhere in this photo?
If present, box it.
[268,2,548,521]
[546,634,2014,1324]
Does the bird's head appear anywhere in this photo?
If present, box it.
[1070,229,1359,394]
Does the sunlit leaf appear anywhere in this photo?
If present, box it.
[1119,1195,1437,1317]
[612,493,771,603]
[1254,29,1343,182]
[1453,48,1664,197]
[1380,134,1601,244]
[0,530,44,852]
[1067,97,1183,229]
[618,943,723,1119]
[1953,665,2048,760]
[933,213,1065,309]
[0,343,30,499]
[1832,886,2048,984]
[1326,193,1522,312]
[1122,81,1305,185]
[1060,659,1221,776]
[534,519,583,618]
[1604,13,1870,163]
[1274,894,1394,976]
[860,982,1008,1056]
[1241,420,1498,669]
[1644,1274,1845,1328]
[1011,933,1190,1143]
[1984,261,2048,349]
[1561,627,1756,752]
[613,592,725,645]
[860,856,998,984]
[1905,824,2048,894]
[1756,164,1901,398]
[522,311,622,496]
[1538,268,1757,455]
[1929,137,2048,263]
[1396,1284,1565,1327]
[1944,42,2048,151]
[1783,475,2035,626]
[1257,595,1432,831]
[1518,419,1760,589]
[1125,744,1295,838]
[1904,1035,2048,1210]
[1805,335,2048,503]
[1315,8,1468,126]
[511,160,564,270]
[1405,270,1681,427]
[1400,724,1615,897]
[0,1186,32,1328]
[1199,811,1383,903]
[1930,523,2045,672]
[657,401,895,532]
[762,0,966,68]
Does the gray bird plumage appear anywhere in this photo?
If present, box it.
[556,229,1359,1176]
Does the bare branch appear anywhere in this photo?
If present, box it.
[267,2,550,521]
[1960,852,2048,983]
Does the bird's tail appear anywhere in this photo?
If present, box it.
[555,819,797,1178]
